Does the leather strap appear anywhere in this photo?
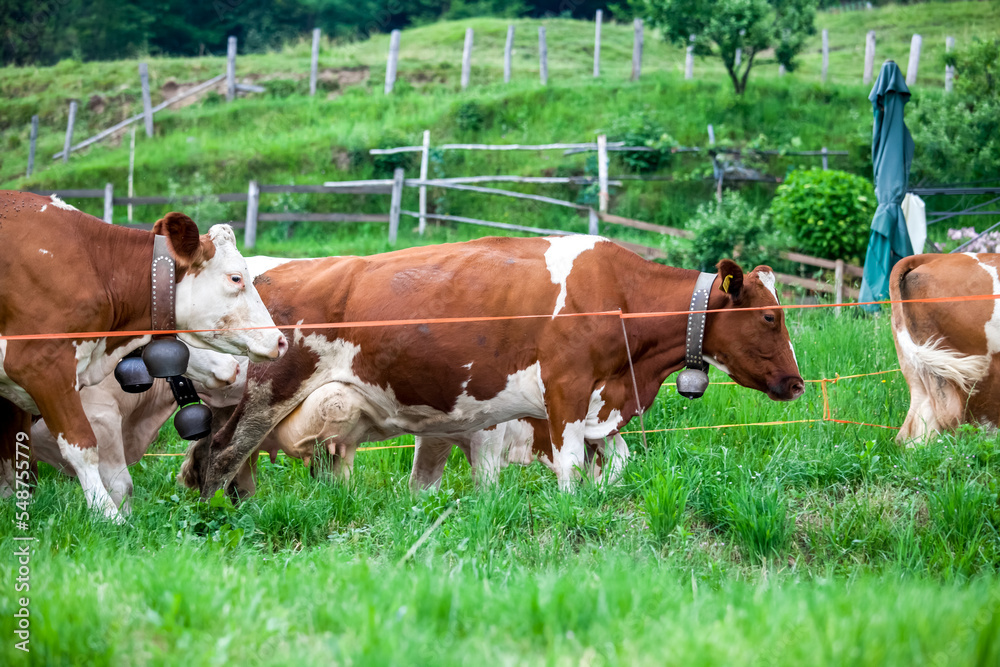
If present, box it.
[167,375,200,407]
[684,272,717,372]
[151,235,176,332]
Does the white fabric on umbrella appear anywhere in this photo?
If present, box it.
[901,193,926,254]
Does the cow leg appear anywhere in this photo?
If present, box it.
[0,398,34,498]
[92,408,133,515]
[590,433,629,486]
[545,405,589,493]
[409,436,455,492]
[469,428,508,487]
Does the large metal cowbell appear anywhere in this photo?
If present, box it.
[676,272,716,399]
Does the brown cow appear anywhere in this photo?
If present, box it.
[0,192,287,521]
[890,253,1000,442]
[183,236,803,498]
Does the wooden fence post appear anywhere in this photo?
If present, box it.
[310,28,321,96]
[26,115,38,177]
[389,168,404,245]
[707,124,716,145]
[127,126,135,222]
[593,10,602,77]
[632,19,643,81]
[539,26,548,85]
[834,259,844,317]
[62,100,77,164]
[504,25,514,83]
[245,180,259,249]
[906,34,922,85]
[597,134,609,214]
[735,48,741,68]
[685,35,695,80]
[779,64,786,77]
[588,208,599,235]
[226,36,237,102]
[461,28,473,90]
[419,130,430,235]
[821,146,828,171]
[821,29,829,83]
[863,30,876,85]
[945,36,955,93]
[103,183,113,224]
[385,29,401,94]
[139,63,153,138]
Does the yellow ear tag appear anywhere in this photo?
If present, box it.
[722,275,732,293]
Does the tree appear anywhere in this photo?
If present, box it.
[640,0,817,95]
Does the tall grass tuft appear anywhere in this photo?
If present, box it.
[725,483,790,561]
[642,470,689,545]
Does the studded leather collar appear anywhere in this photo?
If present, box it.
[151,235,176,333]
[684,272,717,372]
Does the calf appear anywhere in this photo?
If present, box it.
[890,253,1000,442]
[0,192,286,520]
[184,236,802,498]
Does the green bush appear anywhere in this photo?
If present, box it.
[606,108,676,173]
[686,192,779,273]
[768,168,876,263]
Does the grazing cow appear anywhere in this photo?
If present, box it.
[0,192,286,520]
[30,347,242,513]
[890,253,1000,442]
[183,236,803,499]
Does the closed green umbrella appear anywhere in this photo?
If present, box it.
[859,60,914,312]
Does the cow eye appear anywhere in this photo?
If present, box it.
[230,274,242,285]
[764,313,775,323]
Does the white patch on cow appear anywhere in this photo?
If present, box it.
[544,235,601,318]
[975,260,1000,356]
[297,332,548,440]
[185,346,241,390]
[0,337,39,412]
[704,354,732,377]
[501,420,536,467]
[555,420,587,491]
[789,342,799,368]
[47,194,77,211]
[245,255,300,280]
[964,252,979,260]
[758,270,779,304]
[38,248,51,256]
[896,327,989,394]
[581,385,622,441]
[463,362,473,370]
[73,335,151,390]
[57,435,122,523]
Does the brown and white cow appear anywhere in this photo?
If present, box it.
[30,346,242,513]
[0,191,286,520]
[182,236,803,498]
[890,252,1000,443]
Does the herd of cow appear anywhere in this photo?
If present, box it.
[0,191,995,522]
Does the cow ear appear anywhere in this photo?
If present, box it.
[152,212,201,267]
[716,259,744,302]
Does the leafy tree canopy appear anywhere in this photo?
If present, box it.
[639,0,817,94]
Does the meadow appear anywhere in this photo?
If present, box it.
[2,2,1000,664]
[2,257,999,665]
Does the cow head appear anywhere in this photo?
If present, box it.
[153,214,287,363]
[702,261,804,401]
[185,346,240,392]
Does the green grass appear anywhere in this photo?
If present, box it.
[2,307,1000,664]
[2,4,1000,663]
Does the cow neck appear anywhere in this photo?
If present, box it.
[620,265,729,394]
[93,225,158,352]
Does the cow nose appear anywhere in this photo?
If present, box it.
[786,376,805,399]
[273,334,288,359]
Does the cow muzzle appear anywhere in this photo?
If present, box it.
[768,375,805,401]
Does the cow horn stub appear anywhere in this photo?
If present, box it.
[142,338,190,378]
[676,368,710,399]
[113,352,154,394]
